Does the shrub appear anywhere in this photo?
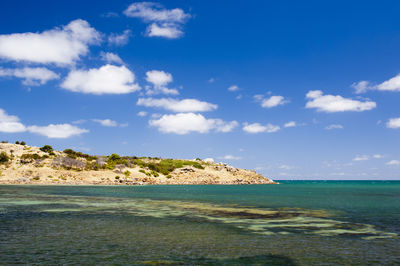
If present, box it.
[63,149,97,161]
[0,152,10,164]
[115,176,120,179]
[15,141,20,144]
[124,170,131,177]
[20,141,26,145]
[40,145,54,154]
[32,176,40,181]
[1,140,8,143]
[166,175,172,179]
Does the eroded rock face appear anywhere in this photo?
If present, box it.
[52,157,86,169]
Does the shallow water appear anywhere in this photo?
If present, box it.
[0,181,399,265]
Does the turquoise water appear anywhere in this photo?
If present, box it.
[0,181,399,265]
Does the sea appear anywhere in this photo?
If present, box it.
[0,181,399,265]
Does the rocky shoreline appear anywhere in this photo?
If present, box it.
[0,143,276,185]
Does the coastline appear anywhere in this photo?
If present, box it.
[0,143,276,186]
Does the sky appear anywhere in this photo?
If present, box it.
[1,0,400,180]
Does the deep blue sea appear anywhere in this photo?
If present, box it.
[0,181,399,265]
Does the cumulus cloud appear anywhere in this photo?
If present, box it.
[145,70,178,95]
[137,98,217,112]
[0,19,100,65]
[284,121,297,128]
[100,52,123,64]
[305,90,376,112]
[123,2,190,39]
[373,154,384,159]
[242,123,280,134]
[386,117,400,129]
[0,108,26,133]
[387,160,400,165]
[146,23,183,39]
[325,124,343,130]
[353,74,400,94]
[0,67,59,85]
[108,29,131,46]
[92,119,118,127]
[261,95,288,108]
[61,64,140,95]
[27,124,88,139]
[228,85,239,92]
[149,113,238,134]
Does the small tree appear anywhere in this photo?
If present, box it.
[15,141,20,144]
[40,145,54,154]
[20,141,26,145]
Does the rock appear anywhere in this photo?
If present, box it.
[52,157,86,169]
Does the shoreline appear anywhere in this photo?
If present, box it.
[0,143,276,186]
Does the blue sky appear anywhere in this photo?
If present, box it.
[1,0,400,180]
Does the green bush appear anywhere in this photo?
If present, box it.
[1,140,8,143]
[64,149,97,161]
[15,141,20,144]
[0,152,10,164]
[124,170,131,177]
[132,159,204,175]
[20,141,26,145]
[40,145,54,154]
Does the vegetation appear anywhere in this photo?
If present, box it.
[63,149,96,161]
[1,140,8,143]
[0,152,10,164]
[40,145,55,155]
[20,141,26,145]
[21,153,49,161]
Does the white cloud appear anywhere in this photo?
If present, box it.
[0,19,100,65]
[27,124,88,139]
[0,67,59,86]
[219,155,242,160]
[386,118,400,129]
[305,90,376,112]
[144,70,178,95]
[242,123,280,134]
[61,64,140,95]
[137,98,217,112]
[108,29,131,46]
[353,155,369,161]
[376,74,400,92]
[208,78,215,83]
[325,124,343,130]
[146,23,183,39]
[284,121,296,128]
[261,95,288,108]
[149,113,238,135]
[352,80,371,94]
[228,85,239,92]
[386,160,400,165]
[123,2,190,39]
[137,111,148,117]
[0,108,26,133]
[373,154,384,159]
[100,52,123,64]
[92,119,118,127]
[353,74,400,93]
[124,2,190,23]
